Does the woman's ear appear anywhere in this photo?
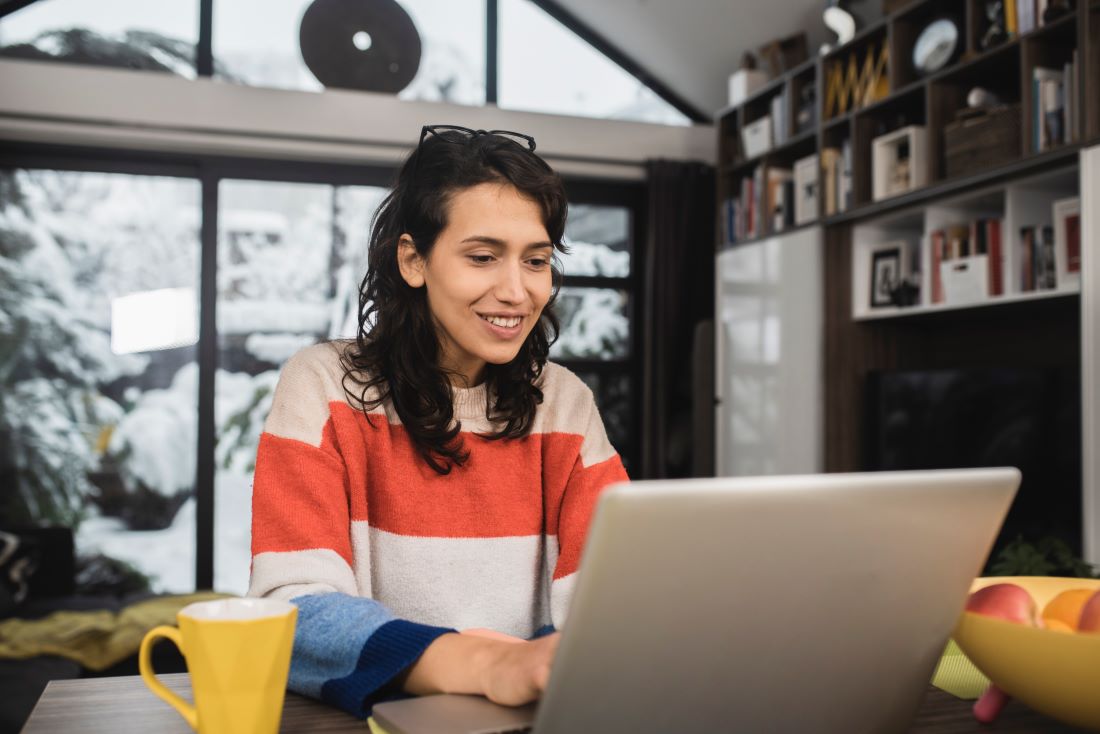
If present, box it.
[397,235,426,288]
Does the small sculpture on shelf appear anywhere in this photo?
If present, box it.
[981,1,1008,50]
[821,0,859,54]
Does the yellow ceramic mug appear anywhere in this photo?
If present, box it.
[139,597,297,734]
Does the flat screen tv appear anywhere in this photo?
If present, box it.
[864,366,1082,565]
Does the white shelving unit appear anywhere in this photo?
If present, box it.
[852,165,1082,321]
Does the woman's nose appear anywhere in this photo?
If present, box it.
[495,262,526,303]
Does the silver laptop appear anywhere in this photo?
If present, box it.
[373,468,1020,734]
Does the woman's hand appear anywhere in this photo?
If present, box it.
[400,631,560,707]
[474,632,560,706]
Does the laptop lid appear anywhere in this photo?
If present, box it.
[532,468,1019,733]
[374,468,1019,733]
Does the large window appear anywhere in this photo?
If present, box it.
[214,178,386,594]
[0,0,699,124]
[0,167,201,593]
[552,188,643,471]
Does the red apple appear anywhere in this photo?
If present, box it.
[1079,590,1100,633]
[973,684,1010,724]
[965,583,1040,626]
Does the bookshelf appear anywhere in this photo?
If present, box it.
[715,0,1100,561]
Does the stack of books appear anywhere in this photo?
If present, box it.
[1033,56,1080,152]
[720,165,796,246]
[1017,225,1057,291]
[928,219,1004,304]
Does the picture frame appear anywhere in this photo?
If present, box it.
[870,247,903,308]
[872,125,930,201]
[1052,196,1081,289]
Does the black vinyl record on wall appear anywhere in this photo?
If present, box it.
[299,0,422,93]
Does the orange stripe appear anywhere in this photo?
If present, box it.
[552,456,629,579]
[253,402,623,546]
[251,428,353,564]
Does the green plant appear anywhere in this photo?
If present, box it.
[990,535,1100,578]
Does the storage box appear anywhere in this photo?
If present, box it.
[941,255,990,304]
[741,116,774,159]
[872,125,929,201]
[728,68,769,106]
[944,104,1021,179]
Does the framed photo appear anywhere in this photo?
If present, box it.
[1052,197,1081,289]
[870,247,902,308]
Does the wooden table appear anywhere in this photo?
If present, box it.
[21,673,1090,733]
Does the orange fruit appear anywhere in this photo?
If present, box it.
[1041,589,1096,630]
[1043,618,1075,633]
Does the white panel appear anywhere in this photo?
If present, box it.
[0,58,715,173]
[715,228,824,477]
[1082,145,1100,565]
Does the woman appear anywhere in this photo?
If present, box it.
[248,125,629,718]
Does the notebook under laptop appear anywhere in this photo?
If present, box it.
[373,468,1020,734]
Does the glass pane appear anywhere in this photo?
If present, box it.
[499,0,690,126]
[213,0,485,104]
[214,179,386,594]
[0,0,198,76]
[573,371,633,471]
[0,169,201,593]
[550,287,629,360]
[560,204,630,278]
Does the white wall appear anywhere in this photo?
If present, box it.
[714,227,824,476]
[0,58,715,179]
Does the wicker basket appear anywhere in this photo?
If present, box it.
[943,104,1021,179]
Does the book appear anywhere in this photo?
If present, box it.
[1006,0,1018,35]
[988,219,1004,296]
[766,168,793,233]
[1037,225,1056,289]
[840,139,853,212]
[1020,226,1035,291]
[930,230,946,304]
[822,147,841,216]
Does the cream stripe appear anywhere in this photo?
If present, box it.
[248,548,358,601]
[366,527,555,638]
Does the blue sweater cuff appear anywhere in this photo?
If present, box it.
[320,619,454,718]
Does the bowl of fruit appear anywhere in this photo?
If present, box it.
[954,576,1100,730]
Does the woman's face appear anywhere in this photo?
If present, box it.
[398,182,555,386]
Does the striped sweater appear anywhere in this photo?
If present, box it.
[248,341,628,717]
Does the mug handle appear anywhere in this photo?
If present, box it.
[139,625,199,731]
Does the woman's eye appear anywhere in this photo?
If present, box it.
[469,254,495,264]
[527,258,549,268]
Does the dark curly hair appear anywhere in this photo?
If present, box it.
[340,129,569,474]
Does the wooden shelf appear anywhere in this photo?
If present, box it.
[821,145,1080,226]
[854,288,1080,322]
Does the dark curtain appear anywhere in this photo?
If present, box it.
[641,159,716,479]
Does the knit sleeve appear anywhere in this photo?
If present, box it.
[248,346,452,718]
[548,385,629,629]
